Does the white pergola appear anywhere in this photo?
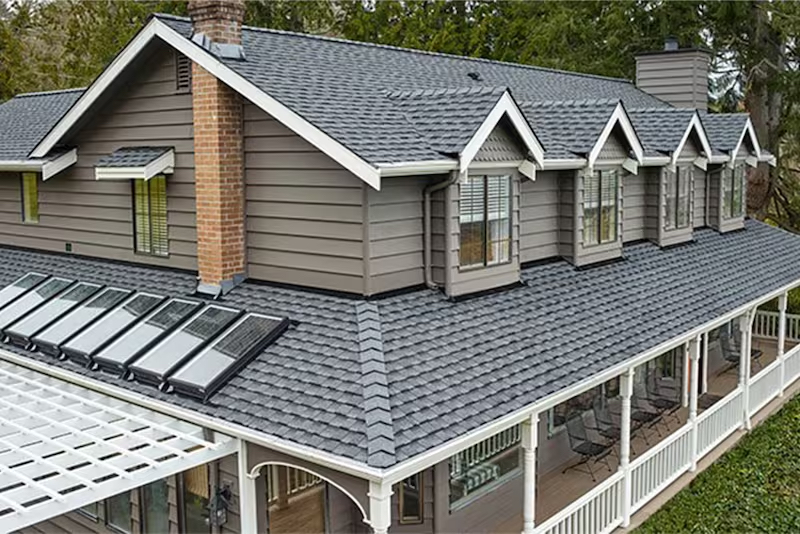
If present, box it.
[0,359,237,533]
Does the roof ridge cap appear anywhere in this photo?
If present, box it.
[150,11,638,86]
[522,98,619,107]
[386,85,507,99]
[355,302,396,468]
[14,88,85,98]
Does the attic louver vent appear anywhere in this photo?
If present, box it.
[0,273,291,403]
[176,52,192,92]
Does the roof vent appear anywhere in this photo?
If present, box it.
[664,37,679,52]
[467,72,482,82]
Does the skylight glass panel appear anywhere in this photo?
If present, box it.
[92,298,202,375]
[0,273,49,310]
[169,313,289,401]
[61,292,165,366]
[33,287,131,357]
[128,305,241,386]
[0,277,73,331]
[4,282,103,347]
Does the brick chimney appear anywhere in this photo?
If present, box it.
[635,39,710,111]
[188,0,246,296]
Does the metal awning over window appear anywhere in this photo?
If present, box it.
[94,146,174,180]
[0,359,236,533]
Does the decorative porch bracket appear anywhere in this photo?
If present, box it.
[522,413,539,534]
[779,293,788,397]
[620,366,634,528]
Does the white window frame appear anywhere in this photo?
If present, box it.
[583,169,619,247]
[458,174,513,270]
[665,165,692,230]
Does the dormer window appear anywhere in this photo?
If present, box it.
[583,170,618,246]
[665,166,692,230]
[459,175,511,269]
[722,165,745,219]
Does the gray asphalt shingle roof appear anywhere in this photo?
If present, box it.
[521,99,621,156]
[629,107,698,157]
[0,89,83,161]
[95,146,172,167]
[702,113,750,153]
[2,221,800,467]
[157,15,667,164]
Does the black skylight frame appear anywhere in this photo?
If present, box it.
[92,297,203,376]
[0,272,49,311]
[32,286,132,357]
[127,304,242,387]
[60,291,166,367]
[168,312,290,402]
[4,281,103,349]
[0,277,74,332]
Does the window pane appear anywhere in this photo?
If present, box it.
[149,176,169,256]
[134,179,152,254]
[399,473,423,523]
[599,170,617,243]
[722,168,733,218]
[182,465,210,534]
[665,169,677,230]
[676,166,692,228]
[583,172,600,246]
[21,172,39,223]
[732,165,744,217]
[459,176,486,267]
[486,175,511,265]
[449,425,521,508]
[106,492,132,533]
[142,479,170,534]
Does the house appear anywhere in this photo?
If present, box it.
[0,2,797,533]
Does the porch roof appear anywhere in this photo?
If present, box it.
[1,221,800,470]
[0,359,236,533]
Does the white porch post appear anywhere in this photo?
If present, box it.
[237,439,258,534]
[522,413,539,534]
[739,312,752,430]
[689,335,701,472]
[682,343,690,407]
[702,332,709,394]
[779,292,788,396]
[620,366,634,528]
[368,481,393,534]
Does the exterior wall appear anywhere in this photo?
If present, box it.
[622,171,646,243]
[596,128,630,161]
[520,170,560,263]
[644,167,661,243]
[474,121,526,163]
[694,169,707,227]
[390,468,435,534]
[0,45,197,270]
[431,185,448,287]
[557,171,575,263]
[635,50,710,111]
[573,168,624,267]
[243,103,366,294]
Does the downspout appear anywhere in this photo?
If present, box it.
[424,172,458,290]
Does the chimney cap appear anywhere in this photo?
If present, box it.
[664,37,680,51]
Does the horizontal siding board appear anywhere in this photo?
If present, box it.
[520,171,559,263]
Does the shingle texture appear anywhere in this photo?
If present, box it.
[0,89,83,161]
[2,221,800,467]
[521,99,621,156]
[702,113,750,153]
[629,107,697,157]
[95,146,172,167]
[157,15,667,164]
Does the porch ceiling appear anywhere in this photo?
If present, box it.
[0,360,236,533]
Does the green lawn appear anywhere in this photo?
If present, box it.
[636,394,800,533]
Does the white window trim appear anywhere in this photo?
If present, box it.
[587,102,644,169]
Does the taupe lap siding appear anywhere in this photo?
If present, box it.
[243,104,365,294]
[520,171,559,263]
[623,171,646,242]
[0,44,196,270]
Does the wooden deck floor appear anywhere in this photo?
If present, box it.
[493,338,783,534]
[267,485,326,534]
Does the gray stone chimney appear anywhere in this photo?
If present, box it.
[635,39,710,111]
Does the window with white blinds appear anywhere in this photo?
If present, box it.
[665,166,692,230]
[459,175,511,269]
[583,169,618,246]
[133,176,168,257]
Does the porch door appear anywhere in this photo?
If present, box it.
[265,466,327,534]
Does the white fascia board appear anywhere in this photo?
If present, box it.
[0,348,384,482]
[381,274,800,485]
[95,150,175,181]
[760,153,778,167]
[640,155,671,167]
[672,112,713,167]
[32,19,382,191]
[0,160,43,172]
[541,158,587,170]
[377,159,457,177]
[42,148,78,180]
[708,154,729,165]
[731,117,763,163]
[459,91,545,171]
[588,101,645,168]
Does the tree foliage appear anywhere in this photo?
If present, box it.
[1,0,799,230]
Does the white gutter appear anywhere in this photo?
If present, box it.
[540,158,587,170]
[640,155,671,167]
[378,160,457,177]
[0,349,384,482]
[0,148,78,180]
[380,275,800,484]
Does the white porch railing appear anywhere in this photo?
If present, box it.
[749,359,783,415]
[629,423,693,513]
[697,387,743,457]
[753,310,800,341]
[533,472,624,534]
[784,344,800,387]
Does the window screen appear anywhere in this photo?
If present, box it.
[459,175,511,268]
[133,176,168,256]
[665,167,692,230]
[723,165,745,219]
[584,170,618,246]
[21,172,39,224]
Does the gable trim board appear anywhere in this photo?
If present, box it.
[730,117,762,167]
[672,113,713,167]
[31,18,383,191]
[0,148,78,180]
[588,102,644,169]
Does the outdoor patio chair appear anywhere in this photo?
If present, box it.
[721,328,764,371]
[588,396,642,457]
[562,412,613,482]
[645,369,682,429]
[631,383,663,445]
